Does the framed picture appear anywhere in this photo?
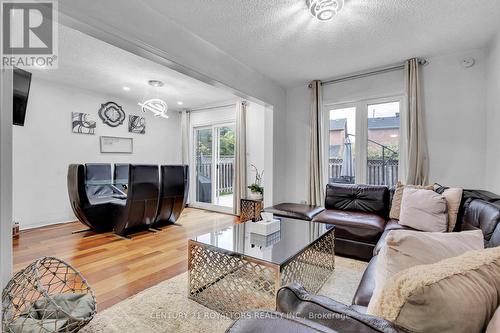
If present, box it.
[100,136,133,153]
[129,115,146,134]
[72,112,96,135]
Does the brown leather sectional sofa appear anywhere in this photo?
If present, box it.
[315,183,500,309]
[228,183,500,333]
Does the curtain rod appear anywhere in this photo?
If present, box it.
[186,103,237,113]
[318,59,428,87]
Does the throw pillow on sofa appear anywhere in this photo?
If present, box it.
[368,229,484,314]
[389,181,433,220]
[486,306,500,333]
[441,187,463,232]
[367,246,500,333]
[399,188,448,232]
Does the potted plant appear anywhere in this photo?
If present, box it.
[248,164,264,200]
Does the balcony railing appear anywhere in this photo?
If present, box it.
[196,155,235,196]
[329,158,399,187]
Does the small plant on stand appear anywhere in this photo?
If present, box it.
[248,164,264,200]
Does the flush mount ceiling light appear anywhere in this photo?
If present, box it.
[138,80,169,119]
[306,0,344,21]
[148,79,164,87]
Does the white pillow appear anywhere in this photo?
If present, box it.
[486,306,500,333]
[399,188,448,232]
[368,229,485,314]
[441,188,463,232]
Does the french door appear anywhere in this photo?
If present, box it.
[192,123,236,213]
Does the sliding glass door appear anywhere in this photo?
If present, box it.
[193,123,235,212]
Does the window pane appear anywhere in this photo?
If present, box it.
[328,107,356,184]
[195,127,213,203]
[215,125,235,208]
[367,102,400,187]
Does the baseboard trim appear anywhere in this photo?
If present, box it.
[20,220,79,231]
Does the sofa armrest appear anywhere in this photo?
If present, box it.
[225,310,338,333]
[277,283,406,333]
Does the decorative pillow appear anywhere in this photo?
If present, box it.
[486,306,500,333]
[368,229,484,313]
[399,188,448,232]
[389,182,433,220]
[441,187,463,231]
[367,247,500,333]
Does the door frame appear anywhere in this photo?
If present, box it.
[189,122,236,214]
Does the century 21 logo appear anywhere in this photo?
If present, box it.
[2,2,53,55]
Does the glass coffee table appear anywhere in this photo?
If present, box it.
[188,217,335,316]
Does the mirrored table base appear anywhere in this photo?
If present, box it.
[187,230,335,316]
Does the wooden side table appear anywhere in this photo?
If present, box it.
[240,198,263,222]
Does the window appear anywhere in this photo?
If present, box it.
[367,102,400,186]
[325,98,402,187]
[328,107,356,184]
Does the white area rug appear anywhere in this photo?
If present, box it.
[81,256,367,333]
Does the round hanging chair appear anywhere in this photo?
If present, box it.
[2,257,96,333]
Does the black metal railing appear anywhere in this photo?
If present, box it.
[329,134,399,187]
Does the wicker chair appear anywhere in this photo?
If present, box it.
[2,257,96,333]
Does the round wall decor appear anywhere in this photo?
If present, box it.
[98,102,126,127]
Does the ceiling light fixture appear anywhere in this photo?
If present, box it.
[306,0,344,21]
[139,80,169,119]
[139,98,169,119]
[177,101,183,106]
[148,79,164,87]
[122,86,130,91]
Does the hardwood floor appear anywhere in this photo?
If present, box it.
[13,208,237,311]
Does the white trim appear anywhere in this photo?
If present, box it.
[189,121,237,214]
[1,68,13,292]
[324,95,405,185]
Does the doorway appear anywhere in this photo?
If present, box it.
[193,123,236,213]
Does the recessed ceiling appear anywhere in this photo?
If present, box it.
[34,24,236,110]
[132,0,500,87]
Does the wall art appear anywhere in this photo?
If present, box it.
[128,115,146,134]
[100,136,133,153]
[98,101,126,127]
[72,112,96,135]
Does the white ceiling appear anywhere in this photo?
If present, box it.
[34,24,236,111]
[140,0,500,87]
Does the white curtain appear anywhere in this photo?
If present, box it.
[180,110,190,165]
[307,81,325,206]
[233,101,247,215]
[405,58,429,185]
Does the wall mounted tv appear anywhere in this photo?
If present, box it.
[13,68,32,126]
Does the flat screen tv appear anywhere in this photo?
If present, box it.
[13,67,32,126]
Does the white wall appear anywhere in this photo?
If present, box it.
[284,48,488,202]
[58,3,287,203]
[13,77,182,229]
[485,32,500,194]
[1,69,14,289]
[422,49,487,188]
[246,102,266,195]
